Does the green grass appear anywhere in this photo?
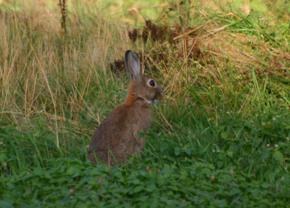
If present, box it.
[1,79,289,207]
[0,0,290,207]
[1,101,289,207]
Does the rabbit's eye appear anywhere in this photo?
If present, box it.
[148,79,156,87]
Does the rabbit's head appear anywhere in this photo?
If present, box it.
[125,50,162,105]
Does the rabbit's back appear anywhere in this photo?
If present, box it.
[88,100,151,164]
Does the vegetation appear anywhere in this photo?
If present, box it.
[0,0,289,207]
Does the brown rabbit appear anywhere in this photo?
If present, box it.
[88,50,162,165]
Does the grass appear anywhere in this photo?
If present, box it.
[0,0,290,207]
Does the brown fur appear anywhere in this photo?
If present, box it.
[88,51,162,165]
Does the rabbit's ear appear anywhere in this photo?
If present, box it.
[125,50,141,81]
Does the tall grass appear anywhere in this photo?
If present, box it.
[0,1,130,143]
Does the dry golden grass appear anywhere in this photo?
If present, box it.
[0,0,289,130]
[141,21,289,99]
[0,5,129,132]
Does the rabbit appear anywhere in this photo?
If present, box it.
[88,50,162,165]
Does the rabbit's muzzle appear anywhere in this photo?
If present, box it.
[152,87,163,104]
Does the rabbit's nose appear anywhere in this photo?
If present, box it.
[157,87,163,97]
